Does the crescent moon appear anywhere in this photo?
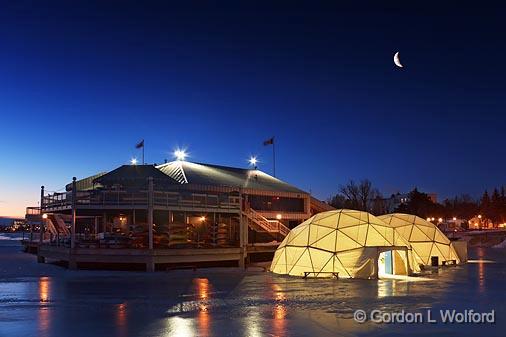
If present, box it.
[393,52,403,68]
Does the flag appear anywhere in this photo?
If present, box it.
[263,137,274,146]
[135,139,144,149]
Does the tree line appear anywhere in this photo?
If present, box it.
[327,179,506,224]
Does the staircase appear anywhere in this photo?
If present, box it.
[45,218,58,236]
[310,196,335,213]
[243,208,290,237]
[52,214,70,236]
[45,214,71,237]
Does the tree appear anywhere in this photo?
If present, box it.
[338,180,361,209]
[329,179,381,212]
[338,179,380,211]
[327,194,348,209]
[442,194,479,221]
[490,188,501,223]
[394,188,437,218]
[370,195,387,215]
[480,190,491,219]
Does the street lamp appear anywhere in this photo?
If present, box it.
[249,156,258,169]
[174,149,187,161]
[130,158,138,165]
[438,218,443,223]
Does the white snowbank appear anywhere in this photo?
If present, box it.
[0,234,22,241]
[492,239,506,249]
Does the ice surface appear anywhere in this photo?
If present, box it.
[0,234,505,337]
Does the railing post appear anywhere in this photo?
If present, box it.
[147,177,154,250]
[39,186,44,245]
[71,177,77,250]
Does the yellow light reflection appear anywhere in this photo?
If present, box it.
[170,317,195,337]
[116,303,128,337]
[38,277,51,337]
[271,283,286,336]
[194,278,211,337]
[477,247,485,293]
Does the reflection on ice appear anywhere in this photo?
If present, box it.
[271,283,287,336]
[194,278,211,337]
[0,246,503,337]
[116,303,128,337]
[38,277,51,337]
[167,317,195,337]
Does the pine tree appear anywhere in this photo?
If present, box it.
[491,188,501,223]
[480,190,491,219]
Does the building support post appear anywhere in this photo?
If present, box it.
[405,248,412,276]
[69,177,77,270]
[146,177,154,272]
[238,189,247,269]
[71,177,77,250]
[37,186,45,263]
[102,212,107,233]
[374,248,380,279]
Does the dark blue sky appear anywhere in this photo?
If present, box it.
[1,1,505,215]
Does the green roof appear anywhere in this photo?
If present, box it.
[66,172,107,191]
[94,165,178,188]
[156,161,306,194]
[69,161,307,194]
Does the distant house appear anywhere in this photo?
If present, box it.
[383,192,438,213]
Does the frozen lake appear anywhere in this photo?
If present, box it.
[0,234,504,337]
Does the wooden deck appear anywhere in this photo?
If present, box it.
[26,241,280,271]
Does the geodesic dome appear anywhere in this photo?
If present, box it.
[378,213,460,266]
[270,209,419,279]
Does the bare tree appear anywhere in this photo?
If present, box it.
[358,179,373,210]
[339,180,361,209]
[338,179,380,211]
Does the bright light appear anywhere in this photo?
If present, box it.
[130,158,138,165]
[438,218,443,223]
[42,213,48,219]
[249,156,258,167]
[431,217,435,221]
[276,214,282,220]
[199,216,206,222]
[174,149,187,161]
[426,217,431,221]
[478,214,482,219]
[453,217,457,221]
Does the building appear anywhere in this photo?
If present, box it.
[25,160,334,271]
[383,192,438,213]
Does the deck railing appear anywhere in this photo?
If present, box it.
[42,190,241,210]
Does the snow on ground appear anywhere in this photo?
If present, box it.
[0,235,505,337]
[492,239,506,249]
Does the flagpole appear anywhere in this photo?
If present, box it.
[142,144,145,165]
[273,140,276,177]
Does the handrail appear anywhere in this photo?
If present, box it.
[42,189,241,210]
[244,208,290,236]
